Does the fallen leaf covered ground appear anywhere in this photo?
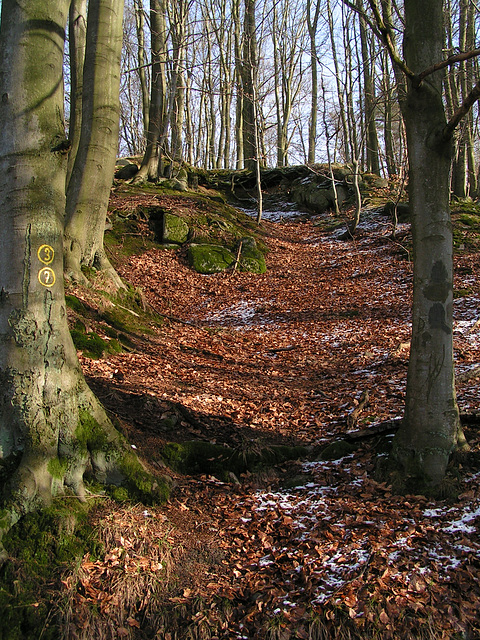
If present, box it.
[62,201,480,639]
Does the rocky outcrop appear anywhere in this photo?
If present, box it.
[290,165,354,214]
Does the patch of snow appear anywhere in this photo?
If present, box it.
[442,504,480,534]
[423,508,447,518]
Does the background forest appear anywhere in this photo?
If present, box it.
[115,0,479,198]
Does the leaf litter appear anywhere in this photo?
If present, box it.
[63,204,480,638]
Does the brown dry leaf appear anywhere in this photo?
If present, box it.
[127,617,140,628]
[379,610,390,624]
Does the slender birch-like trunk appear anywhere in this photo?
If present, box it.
[67,0,88,185]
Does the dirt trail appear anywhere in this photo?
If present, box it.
[68,211,480,639]
[85,215,422,448]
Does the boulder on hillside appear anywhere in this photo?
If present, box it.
[148,208,190,244]
[115,162,139,180]
[188,244,235,274]
[363,173,389,189]
[238,237,266,274]
[291,175,351,214]
[383,201,410,221]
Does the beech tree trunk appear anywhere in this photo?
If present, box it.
[64,0,125,287]
[242,0,258,172]
[133,0,150,143]
[392,0,463,484]
[169,0,187,165]
[133,0,168,183]
[307,0,321,164]
[67,0,88,185]
[356,0,380,174]
[0,0,127,550]
[233,0,244,169]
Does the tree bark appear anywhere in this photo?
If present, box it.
[356,0,380,174]
[64,0,125,288]
[382,50,398,177]
[133,0,150,143]
[67,0,88,186]
[232,0,244,169]
[328,0,350,162]
[242,0,258,172]
[169,0,187,165]
[392,0,462,484]
[0,0,128,549]
[133,0,168,183]
[307,0,321,164]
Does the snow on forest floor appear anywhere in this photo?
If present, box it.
[69,205,480,638]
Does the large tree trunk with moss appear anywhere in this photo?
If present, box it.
[391,0,462,485]
[0,0,138,555]
[64,0,125,288]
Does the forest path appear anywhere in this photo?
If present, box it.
[105,212,413,447]
[85,206,479,447]
[66,207,480,638]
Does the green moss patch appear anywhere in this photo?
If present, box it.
[47,456,68,480]
[458,213,480,228]
[187,244,235,274]
[0,501,100,640]
[452,201,480,251]
[104,216,156,261]
[75,410,110,456]
[164,213,189,243]
[67,284,163,359]
[65,294,89,315]
[114,452,171,505]
[71,327,109,359]
[238,237,267,274]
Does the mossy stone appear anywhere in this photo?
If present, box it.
[317,440,356,461]
[115,163,139,180]
[158,178,188,192]
[164,213,189,244]
[239,238,266,274]
[383,201,410,221]
[187,244,235,274]
[161,440,308,479]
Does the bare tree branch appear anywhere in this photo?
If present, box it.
[416,48,480,84]
[444,78,480,140]
[341,0,415,80]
